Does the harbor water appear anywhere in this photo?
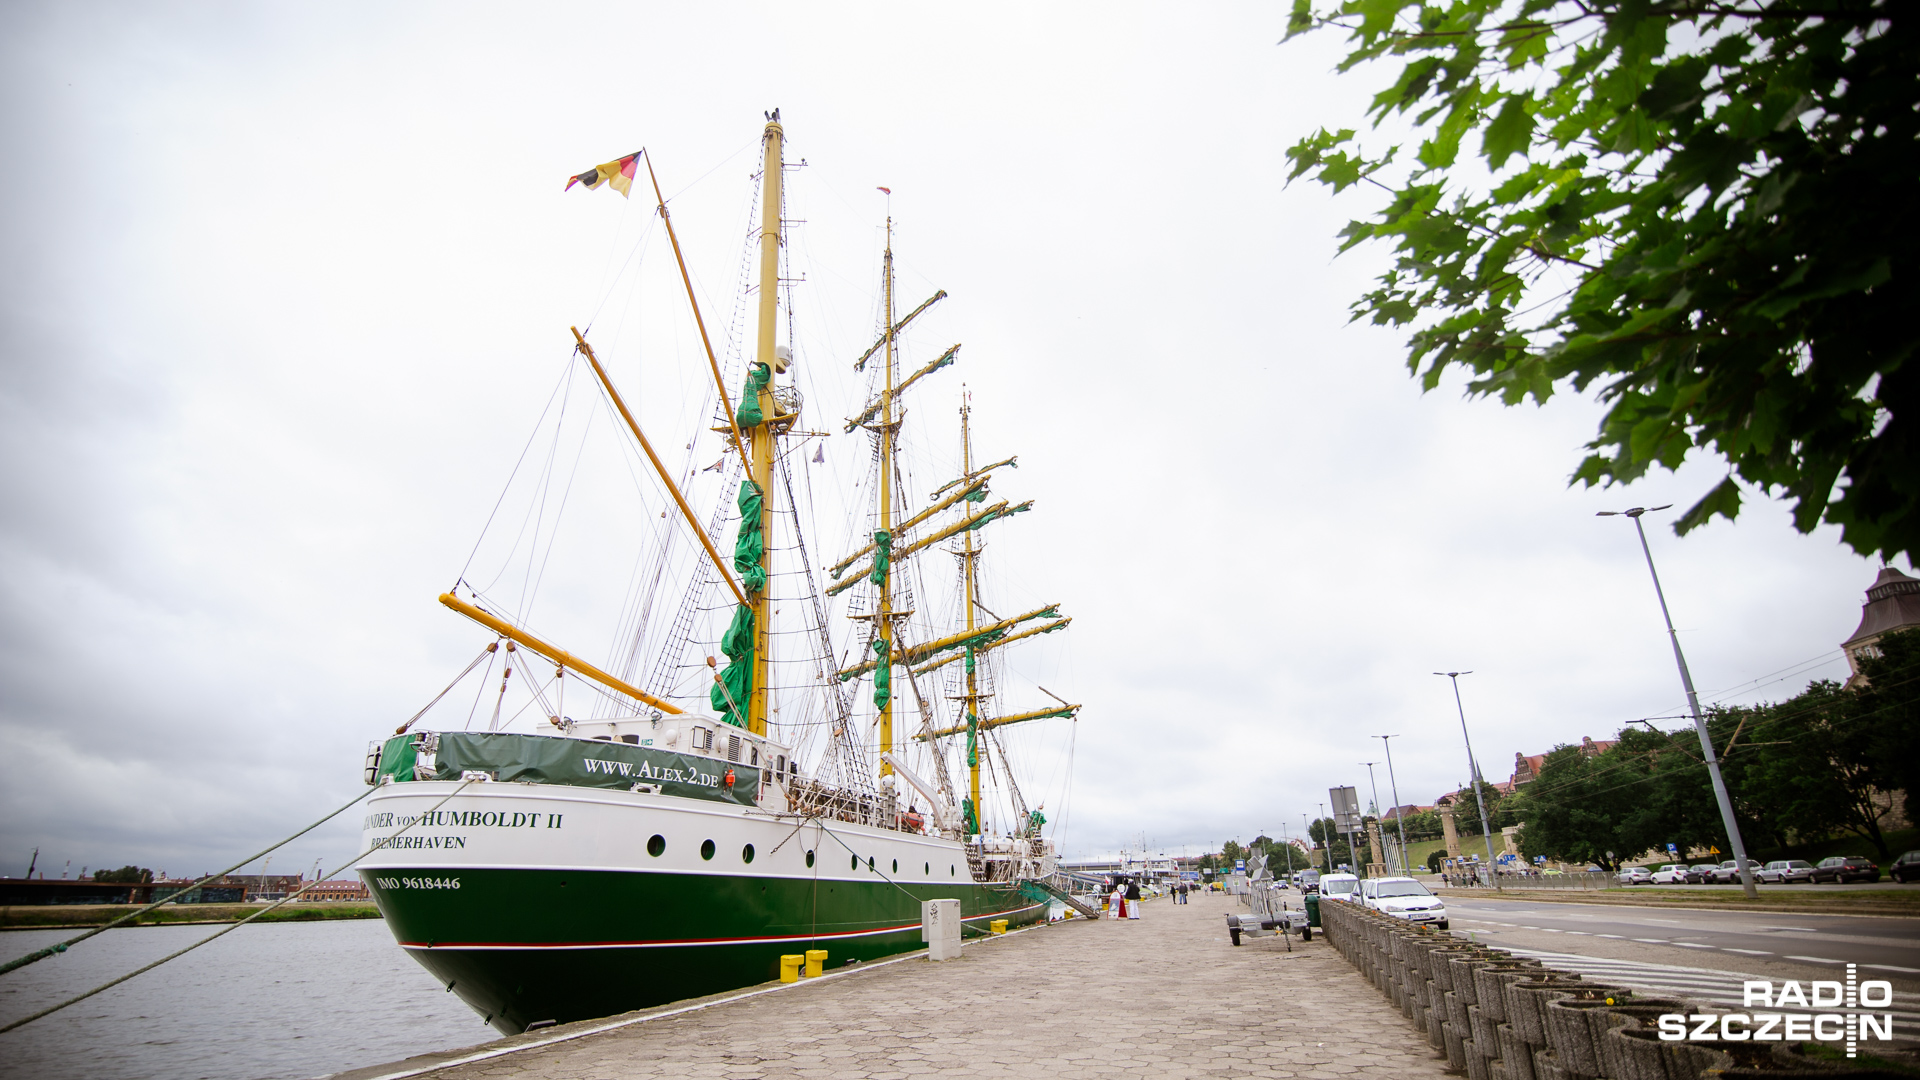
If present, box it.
[0,917,486,1080]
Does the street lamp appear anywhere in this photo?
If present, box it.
[1377,734,1409,875]
[1599,505,1759,899]
[1361,761,1383,874]
[1435,671,1502,887]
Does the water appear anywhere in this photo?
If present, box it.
[0,918,490,1080]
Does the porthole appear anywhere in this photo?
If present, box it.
[647,834,666,857]
[851,854,859,871]
[925,863,930,875]
[742,844,756,864]
[806,850,815,868]
[950,865,956,876]
[892,859,898,874]
[701,839,716,861]
[868,856,875,871]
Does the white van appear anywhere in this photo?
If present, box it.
[1319,873,1360,902]
[1359,876,1448,928]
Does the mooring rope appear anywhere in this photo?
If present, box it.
[0,780,475,1036]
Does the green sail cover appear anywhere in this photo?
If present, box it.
[968,502,1031,531]
[964,644,976,675]
[712,479,765,728]
[734,480,766,594]
[964,486,987,503]
[711,606,754,725]
[735,362,769,428]
[961,798,978,836]
[868,530,891,586]
[871,639,891,711]
[431,732,759,806]
[966,711,978,767]
[376,734,419,784]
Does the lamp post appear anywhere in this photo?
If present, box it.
[1435,672,1502,888]
[1377,734,1409,875]
[1361,761,1383,873]
[1598,505,1759,899]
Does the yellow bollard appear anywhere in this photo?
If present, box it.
[990,919,1009,935]
[804,949,828,977]
[779,954,804,983]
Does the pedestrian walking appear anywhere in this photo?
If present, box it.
[1125,877,1142,920]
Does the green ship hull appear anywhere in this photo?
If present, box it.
[364,865,1046,1033]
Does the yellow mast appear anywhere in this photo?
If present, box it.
[877,217,897,778]
[960,397,982,834]
[747,115,783,738]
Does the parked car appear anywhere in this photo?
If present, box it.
[1689,863,1721,883]
[1758,859,1817,884]
[1617,866,1653,885]
[1707,858,1762,884]
[1358,876,1449,929]
[1812,856,1881,884]
[1649,863,1691,884]
[1890,851,1920,884]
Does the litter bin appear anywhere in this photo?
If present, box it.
[1303,892,1320,929]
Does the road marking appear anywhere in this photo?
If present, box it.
[1722,949,1772,955]
[1565,931,1590,936]
[1596,934,1624,939]
[1673,943,1715,949]
[1632,939,1669,944]
[1783,955,1845,964]
[1487,948,1920,1038]
[1865,964,1920,974]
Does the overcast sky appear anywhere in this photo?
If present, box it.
[0,2,1898,881]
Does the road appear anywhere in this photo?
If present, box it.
[1445,895,1920,982]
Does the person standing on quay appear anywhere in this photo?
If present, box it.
[1125,878,1142,919]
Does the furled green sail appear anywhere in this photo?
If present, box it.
[871,639,891,711]
[712,479,765,727]
[735,362,769,428]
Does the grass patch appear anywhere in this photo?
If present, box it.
[0,903,381,929]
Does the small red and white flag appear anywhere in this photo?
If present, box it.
[876,186,891,195]
[567,151,642,197]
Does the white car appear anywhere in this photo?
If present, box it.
[1649,863,1691,884]
[1318,873,1361,902]
[1359,876,1448,928]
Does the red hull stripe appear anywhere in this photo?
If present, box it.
[400,903,1042,952]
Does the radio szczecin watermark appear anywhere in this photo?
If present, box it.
[1656,967,1894,1058]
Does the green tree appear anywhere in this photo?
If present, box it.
[1284,0,1916,560]
[1854,626,1920,821]
[1446,779,1510,838]
[93,866,152,884]
[1509,744,1643,869]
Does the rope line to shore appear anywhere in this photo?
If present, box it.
[0,781,474,1037]
[0,785,382,981]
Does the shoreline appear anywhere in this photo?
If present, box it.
[0,902,382,931]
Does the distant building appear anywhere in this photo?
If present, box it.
[1842,566,1920,686]
[1510,736,1616,787]
[300,878,371,902]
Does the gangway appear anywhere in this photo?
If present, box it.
[1019,877,1103,921]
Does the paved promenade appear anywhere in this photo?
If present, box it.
[336,891,1450,1080]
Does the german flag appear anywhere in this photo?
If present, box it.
[566,151,641,197]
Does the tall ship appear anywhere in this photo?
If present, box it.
[357,113,1081,1034]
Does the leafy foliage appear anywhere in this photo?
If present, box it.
[1507,628,1920,862]
[1284,0,1917,560]
[92,865,152,884]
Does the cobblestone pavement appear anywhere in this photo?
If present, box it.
[342,890,1451,1080]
